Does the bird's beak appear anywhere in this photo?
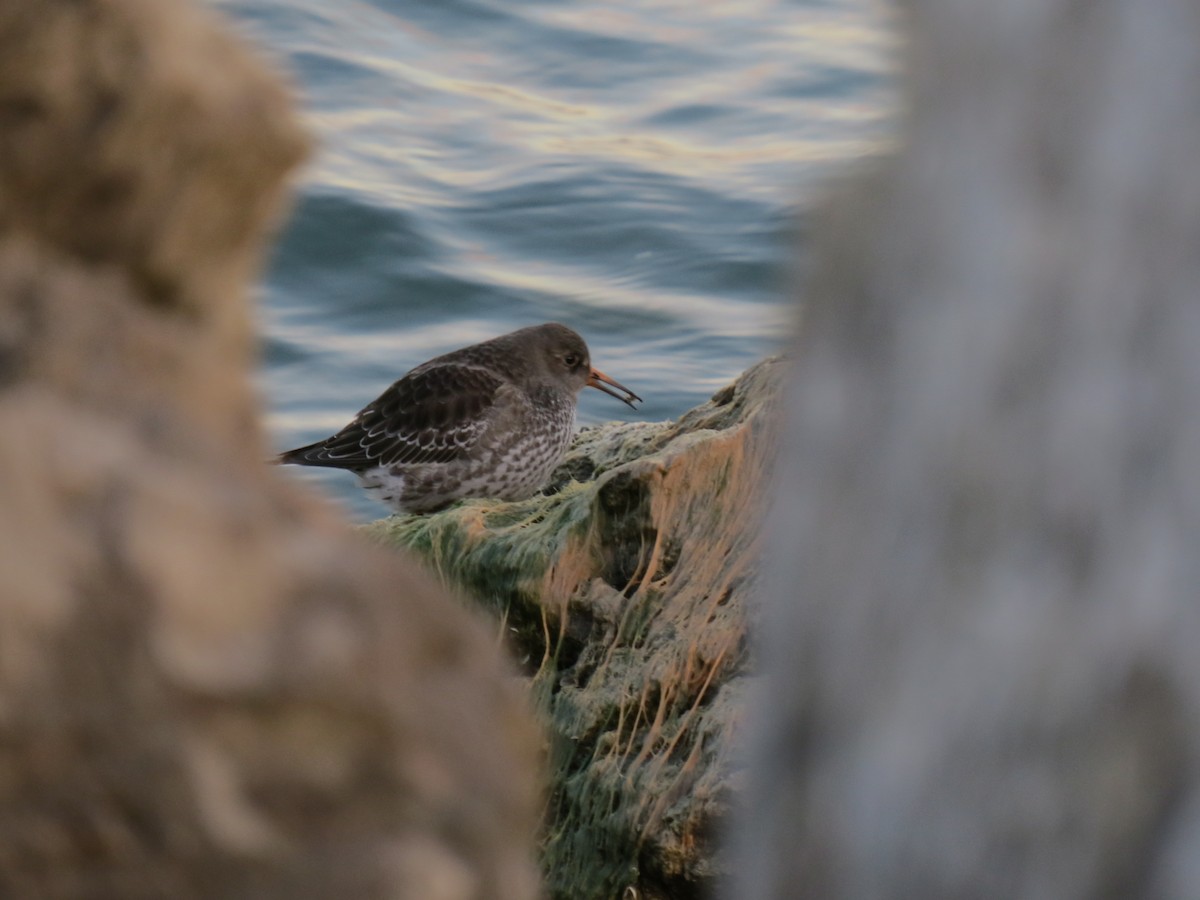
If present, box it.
[587,367,642,409]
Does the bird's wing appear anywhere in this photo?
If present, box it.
[279,363,506,470]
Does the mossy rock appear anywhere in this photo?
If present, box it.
[366,356,785,900]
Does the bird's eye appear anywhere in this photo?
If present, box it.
[563,353,580,368]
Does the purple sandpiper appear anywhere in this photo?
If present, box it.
[278,322,642,513]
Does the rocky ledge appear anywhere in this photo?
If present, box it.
[366,355,785,900]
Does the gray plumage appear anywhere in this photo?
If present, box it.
[279,323,641,513]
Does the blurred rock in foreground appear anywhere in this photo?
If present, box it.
[368,357,784,900]
[0,2,539,898]
[732,1,1200,898]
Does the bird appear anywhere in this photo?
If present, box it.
[278,322,642,514]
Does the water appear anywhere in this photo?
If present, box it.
[213,0,894,520]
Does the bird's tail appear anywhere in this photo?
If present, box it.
[277,441,332,467]
[276,437,370,471]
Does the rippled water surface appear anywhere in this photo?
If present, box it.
[214,0,895,519]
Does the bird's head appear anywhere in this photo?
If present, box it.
[532,323,642,409]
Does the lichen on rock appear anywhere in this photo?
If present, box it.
[367,355,785,899]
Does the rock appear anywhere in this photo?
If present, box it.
[0,2,539,898]
[731,1,1200,898]
[367,356,785,899]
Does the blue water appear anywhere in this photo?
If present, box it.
[213,0,894,520]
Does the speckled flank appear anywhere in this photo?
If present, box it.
[361,395,576,512]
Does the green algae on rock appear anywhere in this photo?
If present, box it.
[365,355,785,900]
